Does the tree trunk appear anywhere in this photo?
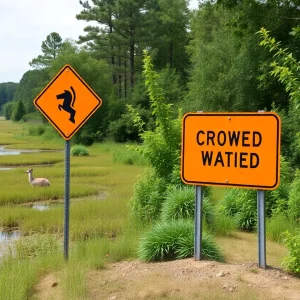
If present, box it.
[130,43,135,88]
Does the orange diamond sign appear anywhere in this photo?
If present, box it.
[34,64,102,140]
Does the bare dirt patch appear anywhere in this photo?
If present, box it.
[86,259,300,300]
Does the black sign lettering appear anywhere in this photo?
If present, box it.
[214,151,224,167]
[207,131,215,146]
[242,131,250,147]
[196,130,205,146]
[253,131,262,147]
[201,151,213,166]
[218,131,226,146]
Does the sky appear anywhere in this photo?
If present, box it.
[0,0,199,83]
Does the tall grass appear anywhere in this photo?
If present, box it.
[266,213,297,243]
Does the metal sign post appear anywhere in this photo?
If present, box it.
[257,190,266,269]
[195,185,203,261]
[64,140,70,260]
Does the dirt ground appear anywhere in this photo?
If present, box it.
[35,258,300,300]
[34,232,300,300]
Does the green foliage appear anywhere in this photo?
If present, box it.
[108,112,140,143]
[138,219,223,262]
[267,156,293,215]
[160,186,215,228]
[186,5,262,112]
[258,28,300,107]
[71,145,89,156]
[29,32,63,69]
[2,101,15,120]
[11,100,26,122]
[282,231,300,276]
[0,82,18,113]
[131,172,167,222]
[13,69,49,114]
[129,52,181,181]
[288,169,300,222]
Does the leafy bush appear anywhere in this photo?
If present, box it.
[160,186,215,228]
[282,231,300,276]
[131,172,167,222]
[71,145,89,156]
[288,169,300,222]
[138,219,223,262]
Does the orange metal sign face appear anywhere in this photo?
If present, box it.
[181,112,281,190]
[34,64,102,140]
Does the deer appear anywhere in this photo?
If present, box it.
[25,168,50,187]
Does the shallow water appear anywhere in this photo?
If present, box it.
[31,203,50,211]
[0,230,21,242]
[0,147,20,155]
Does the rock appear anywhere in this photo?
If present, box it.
[216,271,226,277]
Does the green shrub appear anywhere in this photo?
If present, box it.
[71,145,89,156]
[138,219,223,262]
[108,113,140,143]
[282,231,300,276]
[288,169,300,222]
[160,186,215,227]
[131,172,167,222]
[28,125,46,136]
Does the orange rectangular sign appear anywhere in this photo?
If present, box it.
[181,112,281,190]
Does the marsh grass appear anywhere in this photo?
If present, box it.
[0,152,64,166]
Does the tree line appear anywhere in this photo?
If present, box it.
[1,0,300,151]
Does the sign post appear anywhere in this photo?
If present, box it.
[195,185,203,261]
[64,140,70,260]
[257,190,266,269]
[33,64,103,260]
[181,112,281,266]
